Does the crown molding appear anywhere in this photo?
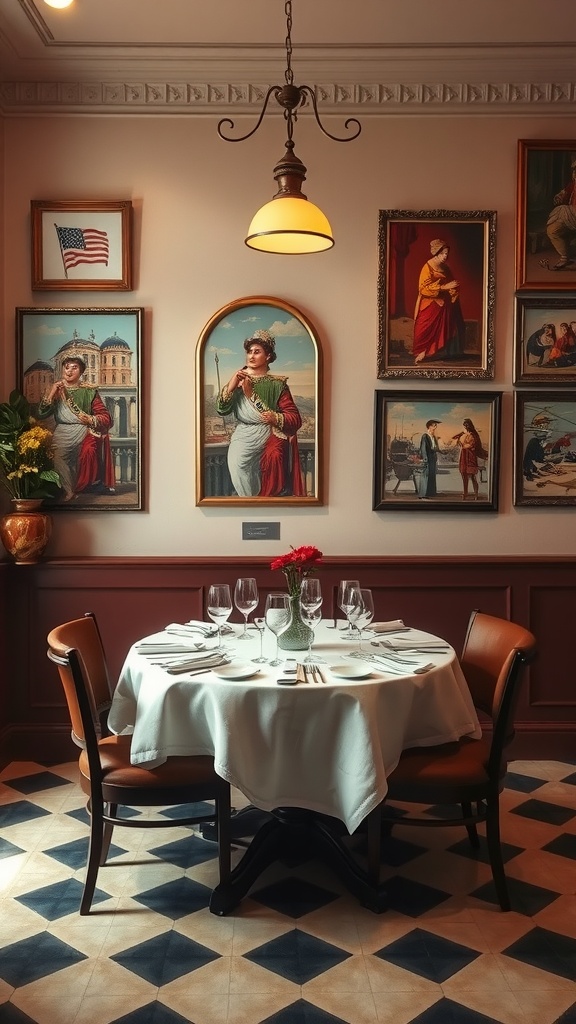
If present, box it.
[1,77,576,116]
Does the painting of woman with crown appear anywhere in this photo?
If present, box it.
[196,297,322,506]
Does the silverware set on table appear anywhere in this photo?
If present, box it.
[135,622,233,674]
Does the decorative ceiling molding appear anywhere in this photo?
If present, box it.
[1,78,576,116]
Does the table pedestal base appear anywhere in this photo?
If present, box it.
[208,807,387,916]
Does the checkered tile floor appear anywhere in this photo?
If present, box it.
[1,759,576,1024]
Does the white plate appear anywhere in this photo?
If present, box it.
[329,661,373,680]
[212,662,260,681]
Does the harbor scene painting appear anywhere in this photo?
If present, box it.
[373,391,501,512]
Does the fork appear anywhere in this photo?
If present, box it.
[374,639,449,653]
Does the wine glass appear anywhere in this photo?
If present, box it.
[338,579,361,638]
[252,617,268,663]
[234,577,259,640]
[207,584,233,652]
[349,589,375,656]
[264,593,290,667]
[301,585,323,663]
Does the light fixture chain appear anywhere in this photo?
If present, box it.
[284,0,293,86]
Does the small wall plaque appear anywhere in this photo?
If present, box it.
[242,522,281,541]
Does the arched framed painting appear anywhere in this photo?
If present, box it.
[195,296,323,507]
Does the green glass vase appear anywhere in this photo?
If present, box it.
[277,594,313,651]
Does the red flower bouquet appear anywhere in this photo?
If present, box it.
[271,544,323,597]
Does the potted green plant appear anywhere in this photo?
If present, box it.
[0,390,61,563]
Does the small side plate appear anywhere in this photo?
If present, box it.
[213,662,260,681]
[329,661,373,680]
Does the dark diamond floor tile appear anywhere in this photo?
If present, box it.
[0,837,24,859]
[65,806,90,825]
[148,834,220,869]
[0,932,88,986]
[45,837,125,869]
[0,800,50,827]
[108,1003,193,1024]
[111,931,220,986]
[374,927,480,983]
[504,926,576,982]
[504,771,546,793]
[16,877,110,919]
[471,875,560,915]
[134,876,212,918]
[510,798,576,826]
[261,999,349,1023]
[408,996,504,1023]
[5,771,70,795]
[384,875,451,917]
[0,1004,39,1024]
[562,772,576,786]
[543,834,576,860]
[447,834,523,865]
[244,929,351,984]
[251,876,339,917]
[159,800,215,820]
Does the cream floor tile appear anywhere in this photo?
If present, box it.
[365,955,442,995]
[48,919,112,958]
[303,953,372,996]
[468,906,535,952]
[513,987,576,1024]
[98,916,173,954]
[534,894,576,938]
[73,993,153,1024]
[230,904,295,956]
[531,780,576,809]
[11,960,96,1024]
[355,910,417,954]
[225,990,297,1024]
[373,988,439,1023]
[400,849,490,897]
[176,906,235,955]
[160,956,232,997]
[506,847,576,893]
[296,903,362,953]
[446,988,528,1024]
[229,954,299,997]
[417,919,492,952]
[442,952,515,992]
[309,989,379,1023]
[163,988,231,1024]
[495,951,576,991]
[3,851,73,897]
[83,957,157,1000]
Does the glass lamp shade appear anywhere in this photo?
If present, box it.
[43,0,74,7]
[245,196,334,254]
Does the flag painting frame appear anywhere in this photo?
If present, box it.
[31,200,133,291]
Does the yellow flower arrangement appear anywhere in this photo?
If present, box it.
[0,390,61,501]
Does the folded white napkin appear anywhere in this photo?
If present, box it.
[186,619,235,636]
[165,652,228,674]
[370,619,409,634]
[136,643,207,655]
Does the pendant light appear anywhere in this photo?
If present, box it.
[217,0,361,254]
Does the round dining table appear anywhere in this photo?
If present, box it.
[108,619,481,913]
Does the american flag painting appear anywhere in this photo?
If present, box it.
[55,225,110,274]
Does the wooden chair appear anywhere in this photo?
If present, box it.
[47,612,231,915]
[379,610,536,910]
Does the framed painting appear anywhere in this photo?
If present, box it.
[373,390,501,512]
[377,209,496,379]
[514,390,576,506]
[514,294,576,384]
[31,200,133,291]
[516,140,576,291]
[16,307,143,511]
[196,296,323,506]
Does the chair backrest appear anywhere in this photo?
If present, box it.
[461,610,536,768]
[47,612,112,749]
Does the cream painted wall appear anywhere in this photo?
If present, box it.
[2,113,575,557]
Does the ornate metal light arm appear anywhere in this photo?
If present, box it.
[217,0,362,253]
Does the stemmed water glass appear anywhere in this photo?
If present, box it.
[251,617,267,664]
[207,584,233,652]
[300,578,323,663]
[349,589,375,656]
[338,579,361,638]
[264,593,290,667]
[234,577,259,640]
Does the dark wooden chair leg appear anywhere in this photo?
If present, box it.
[486,796,510,911]
[365,806,382,886]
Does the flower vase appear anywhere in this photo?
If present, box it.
[0,499,52,564]
[277,593,313,651]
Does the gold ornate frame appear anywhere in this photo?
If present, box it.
[195,296,323,507]
[31,200,133,291]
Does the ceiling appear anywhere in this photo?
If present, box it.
[1,0,576,116]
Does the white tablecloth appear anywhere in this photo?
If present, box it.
[108,622,481,834]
